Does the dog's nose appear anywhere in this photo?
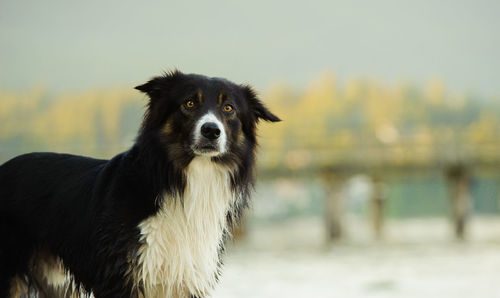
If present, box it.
[201,122,221,140]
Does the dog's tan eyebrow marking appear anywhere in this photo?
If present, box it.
[197,90,203,103]
[218,92,226,105]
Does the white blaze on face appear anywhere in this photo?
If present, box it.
[192,112,227,156]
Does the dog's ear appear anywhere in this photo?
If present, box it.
[243,85,281,122]
[135,70,183,99]
[135,77,163,98]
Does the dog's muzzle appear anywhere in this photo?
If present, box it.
[192,113,227,157]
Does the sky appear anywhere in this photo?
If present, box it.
[1,0,499,95]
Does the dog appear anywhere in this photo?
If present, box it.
[0,70,280,298]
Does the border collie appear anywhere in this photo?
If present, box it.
[0,71,280,298]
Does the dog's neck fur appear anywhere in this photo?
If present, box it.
[136,156,235,297]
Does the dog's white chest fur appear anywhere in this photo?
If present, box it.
[136,157,234,297]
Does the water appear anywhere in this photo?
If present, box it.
[214,217,500,298]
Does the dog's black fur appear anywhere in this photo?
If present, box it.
[0,71,280,297]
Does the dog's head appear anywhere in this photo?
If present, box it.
[135,71,280,167]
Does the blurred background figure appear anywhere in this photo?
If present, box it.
[1,1,500,297]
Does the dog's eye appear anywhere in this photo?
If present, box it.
[223,104,233,113]
[185,100,195,109]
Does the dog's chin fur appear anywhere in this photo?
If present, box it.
[191,149,223,158]
[0,71,280,298]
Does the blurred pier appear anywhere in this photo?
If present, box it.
[258,135,500,241]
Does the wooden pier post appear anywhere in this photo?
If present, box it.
[232,211,248,242]
[323,171,346,241]
[446,165,471,239]
[371,175,386,240]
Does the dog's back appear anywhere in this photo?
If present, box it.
[0,153,107,296]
